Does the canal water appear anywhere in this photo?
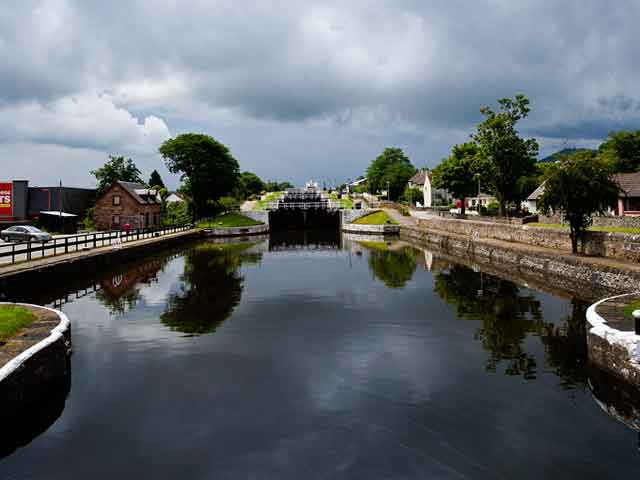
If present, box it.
[2,232,640,478]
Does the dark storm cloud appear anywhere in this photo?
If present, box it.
[2,0,640,186]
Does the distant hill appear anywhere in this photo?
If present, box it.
[538,148,595,163]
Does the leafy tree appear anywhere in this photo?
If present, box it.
[264,180,294,191]
[472,94,539,216]
[91,155,143,195]
[401,186,424,205]
[163,201,190,226]
[431,142,479,214]
[366,147,416,200]
[159,133,240,219]
[598,130,640,173]
[238,171,265,198]
[148,169,165,189]
[537,151,620,254]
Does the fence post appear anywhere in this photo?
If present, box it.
[11,243,15,264]
[633,310,640,336]
[65,237,68,254]
[27,240,31,261]
[93,233,97,249]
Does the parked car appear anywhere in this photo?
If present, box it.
[1,226,52,243]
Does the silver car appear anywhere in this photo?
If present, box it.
[1,226,52,243]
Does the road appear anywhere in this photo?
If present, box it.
[0,228,187,266]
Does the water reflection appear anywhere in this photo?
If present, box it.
[433,263,589,387]
[364,243,418,288]
[160,242,261,334]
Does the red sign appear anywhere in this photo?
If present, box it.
[0,182,12,217]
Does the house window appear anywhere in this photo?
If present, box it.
[113,195,121,206]
[112,215,120,225]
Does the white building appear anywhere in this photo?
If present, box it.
[408,170,452,207]
[165,192,185,203]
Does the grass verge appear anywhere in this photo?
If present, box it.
[623,300,640,319]
[0,305,37,342]
[197,212,263,228]
[352,211,397,225]
[254,192,282,210]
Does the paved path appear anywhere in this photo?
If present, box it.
[383,208,418,226]
[0,229,197,279]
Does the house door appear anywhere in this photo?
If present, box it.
[145,212,149,227]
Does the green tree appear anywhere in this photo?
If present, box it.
[366,147,416,200]
[91,155,143,196]
[238,171,265,198]
[159,133,240,219]
[148,169,165,189]
[537,151,620,254]
[401,186,424,205]
[431,142,479,214]
[264,180,294,191]
[367,246,417,288]
[598,130,640,173]
[472,94,539,216]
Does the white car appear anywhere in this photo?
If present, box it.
[1,226,52,243]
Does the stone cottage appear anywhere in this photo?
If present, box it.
[94,181,162,230]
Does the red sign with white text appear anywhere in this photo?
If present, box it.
[0,182,12,217]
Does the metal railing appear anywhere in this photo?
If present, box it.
[267,201,342,210]
[0,224,192,265]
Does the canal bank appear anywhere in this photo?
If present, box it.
[400,224,640,294]
[0,228,199,286]
[0,303,71,456]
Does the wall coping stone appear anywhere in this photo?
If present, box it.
[587,293,640,366]
[0,303,70,382]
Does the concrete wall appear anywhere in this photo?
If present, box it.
[341,223,400,234]
[203,224,269,237]
[416,215,640,262]
[340,209,374,224]
[586,294,640,390]
[0,304,71,421]
[242,211,269,225]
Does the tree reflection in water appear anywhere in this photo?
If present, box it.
[433,264,588,387]
[161,242,260,335]
[364,243,418,289]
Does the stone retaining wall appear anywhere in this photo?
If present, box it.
[203,223,269,237]
[0,304,71,421]
[586,294,640,390]
[401,225,640,294]
[416,215,640,262]
[540,213,640,229]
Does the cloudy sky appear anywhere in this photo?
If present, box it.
[2,0,639,189]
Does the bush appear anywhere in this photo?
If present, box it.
[217,196,240,212]
[485,202,499,216]
[83,207,95,230]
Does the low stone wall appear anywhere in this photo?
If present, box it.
[540,213,640,229]
[341,223,400,235]
[416,215,640,262]
[586,294,640,390]
[0,304,71,421]
[203,223,269,237]
[401,225,640,294]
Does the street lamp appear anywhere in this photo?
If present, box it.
[387,181,390,201]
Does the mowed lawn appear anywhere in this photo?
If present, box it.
[528,223,640,234]
[352,211,397,225]
[197,212,263,228]
[0,305,37,342]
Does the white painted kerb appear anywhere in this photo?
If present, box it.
[586,293,640,365]
[0,303,70,382]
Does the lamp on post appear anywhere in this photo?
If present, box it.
[387,181,390,201]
